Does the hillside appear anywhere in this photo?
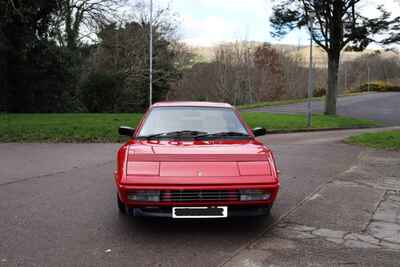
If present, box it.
[187,42,399,67]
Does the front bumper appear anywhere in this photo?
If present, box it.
[117,183,279,218]
[126,205,272,218]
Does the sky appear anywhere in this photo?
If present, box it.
[134,0,400,47]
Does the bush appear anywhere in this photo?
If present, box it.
[351,81,400,93]
[80,72,124,112]
[313,87,326,97]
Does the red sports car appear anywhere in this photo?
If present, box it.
[115,102,280,218]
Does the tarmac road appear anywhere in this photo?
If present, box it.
[0,128,397,266]
[248,92,400,126]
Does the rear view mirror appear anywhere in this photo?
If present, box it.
[252,127,267,137]
[119,126,135,137]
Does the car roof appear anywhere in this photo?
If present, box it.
[151,101,233,108]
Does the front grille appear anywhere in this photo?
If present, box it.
[160,190,240,202]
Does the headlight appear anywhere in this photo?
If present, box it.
[127,190,160,202]
[240,190,271,201]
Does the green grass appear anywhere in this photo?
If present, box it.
[242,113,378,132]
[0,113,143,143]
[237,98,322,110]
[345,130,400,150]
[0,112,379,143]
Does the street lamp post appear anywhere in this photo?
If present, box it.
[367,61,370,92]
[344,61,347,91]
[307,12,315,128]
[149,0,153,107]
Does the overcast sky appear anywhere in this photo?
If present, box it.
[140,0,400,47]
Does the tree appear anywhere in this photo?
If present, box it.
[84,3,181,112]
[254,44,286,101]
[383,1,400,46]
[0,0,70,112]
[270,0,399,114]
[169,42,308,104]
[53,0,124,51]
[46,0,126,110]
[80,71,124,112]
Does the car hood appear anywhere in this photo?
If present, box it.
[123,140,276,185]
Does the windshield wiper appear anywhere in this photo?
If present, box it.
[139,130,207,140]
[194,131,251,140]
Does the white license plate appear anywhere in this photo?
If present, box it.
[172,206,228,218]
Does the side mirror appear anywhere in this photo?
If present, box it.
[252,127,267,137]
[118,126,135,137]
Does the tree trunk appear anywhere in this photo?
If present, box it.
[325,51,340,115]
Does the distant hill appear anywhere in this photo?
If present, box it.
[186,42,399,67]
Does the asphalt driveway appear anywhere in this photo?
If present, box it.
[0,127,399,266]
[248,92,400,126]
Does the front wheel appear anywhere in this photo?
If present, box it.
[117,194,126,214]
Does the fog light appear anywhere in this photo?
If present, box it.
[240,190,271,201]
[127,190,160,202]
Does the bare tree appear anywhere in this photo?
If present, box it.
[279,50,308,99]
[170,42,311,105]
[254,44,287,101]
[339,51,400,91]
[85,0,182,110]
[53,0,125,50]
[214,41,259,105]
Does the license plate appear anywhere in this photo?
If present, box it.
[172,206,228,218]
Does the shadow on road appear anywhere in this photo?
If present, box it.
[116,212,275,235]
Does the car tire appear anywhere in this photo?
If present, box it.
[117,194,127,214]
[261,205,272,217]
[127,207,135,216]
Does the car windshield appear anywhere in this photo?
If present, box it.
[138,106,248,138]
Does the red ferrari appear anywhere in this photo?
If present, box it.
[115,102,280,218]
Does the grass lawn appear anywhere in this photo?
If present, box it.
[0,112,379,143]
[238,98,323,110]
[242,113,378,132]
[0,113,143,143]
[345,130,400,150]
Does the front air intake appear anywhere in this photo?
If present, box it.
[160,190,240,202]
